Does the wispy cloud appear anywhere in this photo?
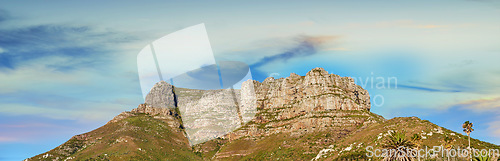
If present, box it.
[0,12,145,124]
[0,9,9,23]
[325,47,349,51]
[0,61,143,120]
[0,46,6,54]
[0,136,17,142]
[349,20,449,30]
[433,68,500,94]
[250,35,338,68]
[488,119,500,136]
[398,84,463,93]
[0,103,125,121]
[417,25,446,29]
[246,35,338,80]
[0,24,137,71]
[459,97,500,111]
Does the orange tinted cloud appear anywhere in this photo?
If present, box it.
[303,35,340,44]
[460,97,500,111]
[417,25,446,29]
[488,120,500,136]
[0,136,17,142]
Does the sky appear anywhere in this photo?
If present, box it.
[0,0,499,160]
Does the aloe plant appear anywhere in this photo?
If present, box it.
[383,131,416,161]
[473,155,490,161]
[443,136,454,161]
[411,134,422,161]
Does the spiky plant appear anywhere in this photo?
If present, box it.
[411,134,422,147]
[411,134,422,161]
[382,131,416,161]
[473,155,491,161]
[443,136,454,161]
[443,136,454,150]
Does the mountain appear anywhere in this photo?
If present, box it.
[28,68,499,161]
[28,104,200,160]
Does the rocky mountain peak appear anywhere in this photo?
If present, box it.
[306,67,329,76]
[289,72,300,78]
[144,80,177,109]
[263,76,276,83]
[223,68,373,142]
[254,67,370,111]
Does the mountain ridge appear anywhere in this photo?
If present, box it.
[28,67,499,161]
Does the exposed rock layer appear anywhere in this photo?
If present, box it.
[142,67,370,145]
[145,81,176,109]
[254,67,370,119]
[142,67,371,145]
[144,79,258,145]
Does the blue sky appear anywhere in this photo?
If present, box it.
[0,1,499,160]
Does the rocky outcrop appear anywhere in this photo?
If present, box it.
[251,67,370,122]
[110,103,184,130]
[255,67,370,112]
[141,67,371,145]
[145,81,177,109]
[177,88,244,145]
[220,67,375,144]
[211,69,379,159]
[142,80,258,145]
[175,80,258,145]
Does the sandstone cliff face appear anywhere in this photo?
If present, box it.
[255,67,370,112]
[177,88,243,145]
[252,67,370,122]
[144,80,257,145]
[145,81,176,109]
[142,67,372,145]
[210,68,378,159]
[220,67,375,144]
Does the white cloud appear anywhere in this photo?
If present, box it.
[0,136,17,142]
[0,102,126,122]
[0,53,143,122]
[488,119,500,137]
[460,97,500,112]
[0,47,6,54]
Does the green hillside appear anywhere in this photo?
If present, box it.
[29,111,201,161]
[196,111,499,160]
[29,108,499,161]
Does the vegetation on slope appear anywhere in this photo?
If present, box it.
[29,113,201,161]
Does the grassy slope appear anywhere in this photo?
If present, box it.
[29,112,499,161]
[324,117,500,160]
[210,116,499,161]
[209,110,385,160]
[29,113,201,161]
